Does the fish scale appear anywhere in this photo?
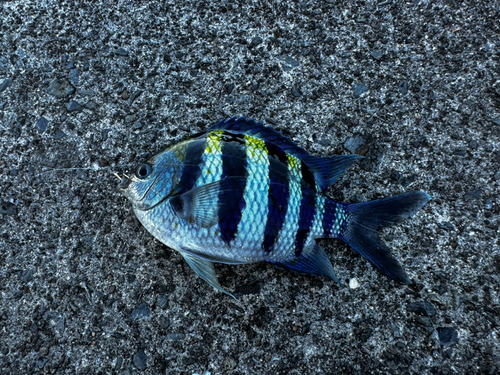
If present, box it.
[196,131,223,187]
[119,117,431,298]
[272,153,303,260]
[237,135,270,248]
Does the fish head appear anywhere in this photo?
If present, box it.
[117,149,181,211]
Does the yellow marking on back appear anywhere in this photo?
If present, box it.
[245,135,267,158]
[287,154,300,172]
[206,131,223,154]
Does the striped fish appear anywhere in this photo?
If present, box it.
[118,117,430,298]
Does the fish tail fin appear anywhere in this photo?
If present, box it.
[339,191,431,284]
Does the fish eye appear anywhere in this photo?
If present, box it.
[135,164,152,179]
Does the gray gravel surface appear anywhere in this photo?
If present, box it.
[1,1,499,374]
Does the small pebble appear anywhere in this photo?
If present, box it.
[353,83,369,97]
[398,81,408,95]
[131,303,150,321]
[159,316,170,329]
[35,117,49,133]
[133,121,143,130]
[0,78,13,93]
[438,327,458,346]
[55,129,66,139]
[390,170,402,181]
[371,50,383,60]
[116,47,129,56]
[35,358,48,370]
[464,189,482,201]
[66,100,82,112]
[114,357,123,371]
[81,89,95,97]
[279,55,299,71]
[102,129,111,141]
[21,269,34,283]
[407,301,437,316]
[47,78,75,98]
[157,294,168,309]
[77,169,88,180]
[437,222,454,231]
[133,349,148,370]
[0,200,16,215]
[415,316,432,327]
[344,136,365,154]
[484,199,492,209]
[69,68,80,86]
[349,278,360,289]
[129,90,143,105]
[280,55,299,67]
[250,36,263,47]
[292,88,301,97]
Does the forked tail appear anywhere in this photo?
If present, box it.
[337,191,431,284]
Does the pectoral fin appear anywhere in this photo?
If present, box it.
[180,251,235,298]
[269,242,343,286]
[169,181,222,228]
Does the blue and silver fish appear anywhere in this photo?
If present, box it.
[118,117,430,297]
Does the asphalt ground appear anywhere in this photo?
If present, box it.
[0,1,499,374]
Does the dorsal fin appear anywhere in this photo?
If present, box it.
[208,116,311,159]
[302,154,364,191]
[209,117,361,191]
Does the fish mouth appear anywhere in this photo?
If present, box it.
[117,176,132,193]
[117,172,170,211]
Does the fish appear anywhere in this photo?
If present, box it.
[118,117,430,298]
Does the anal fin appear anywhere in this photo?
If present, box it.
[180,251,235,299]
[270,242,342,285]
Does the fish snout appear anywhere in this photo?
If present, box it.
[117,176,132,193]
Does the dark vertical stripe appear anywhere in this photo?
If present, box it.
[301,159,316,188]
[218,133,248,244]
[322,199,336,237]
[176,139,206,195]
[262,142,289,253]
[295,160,317,256]
[265,140,288,163]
